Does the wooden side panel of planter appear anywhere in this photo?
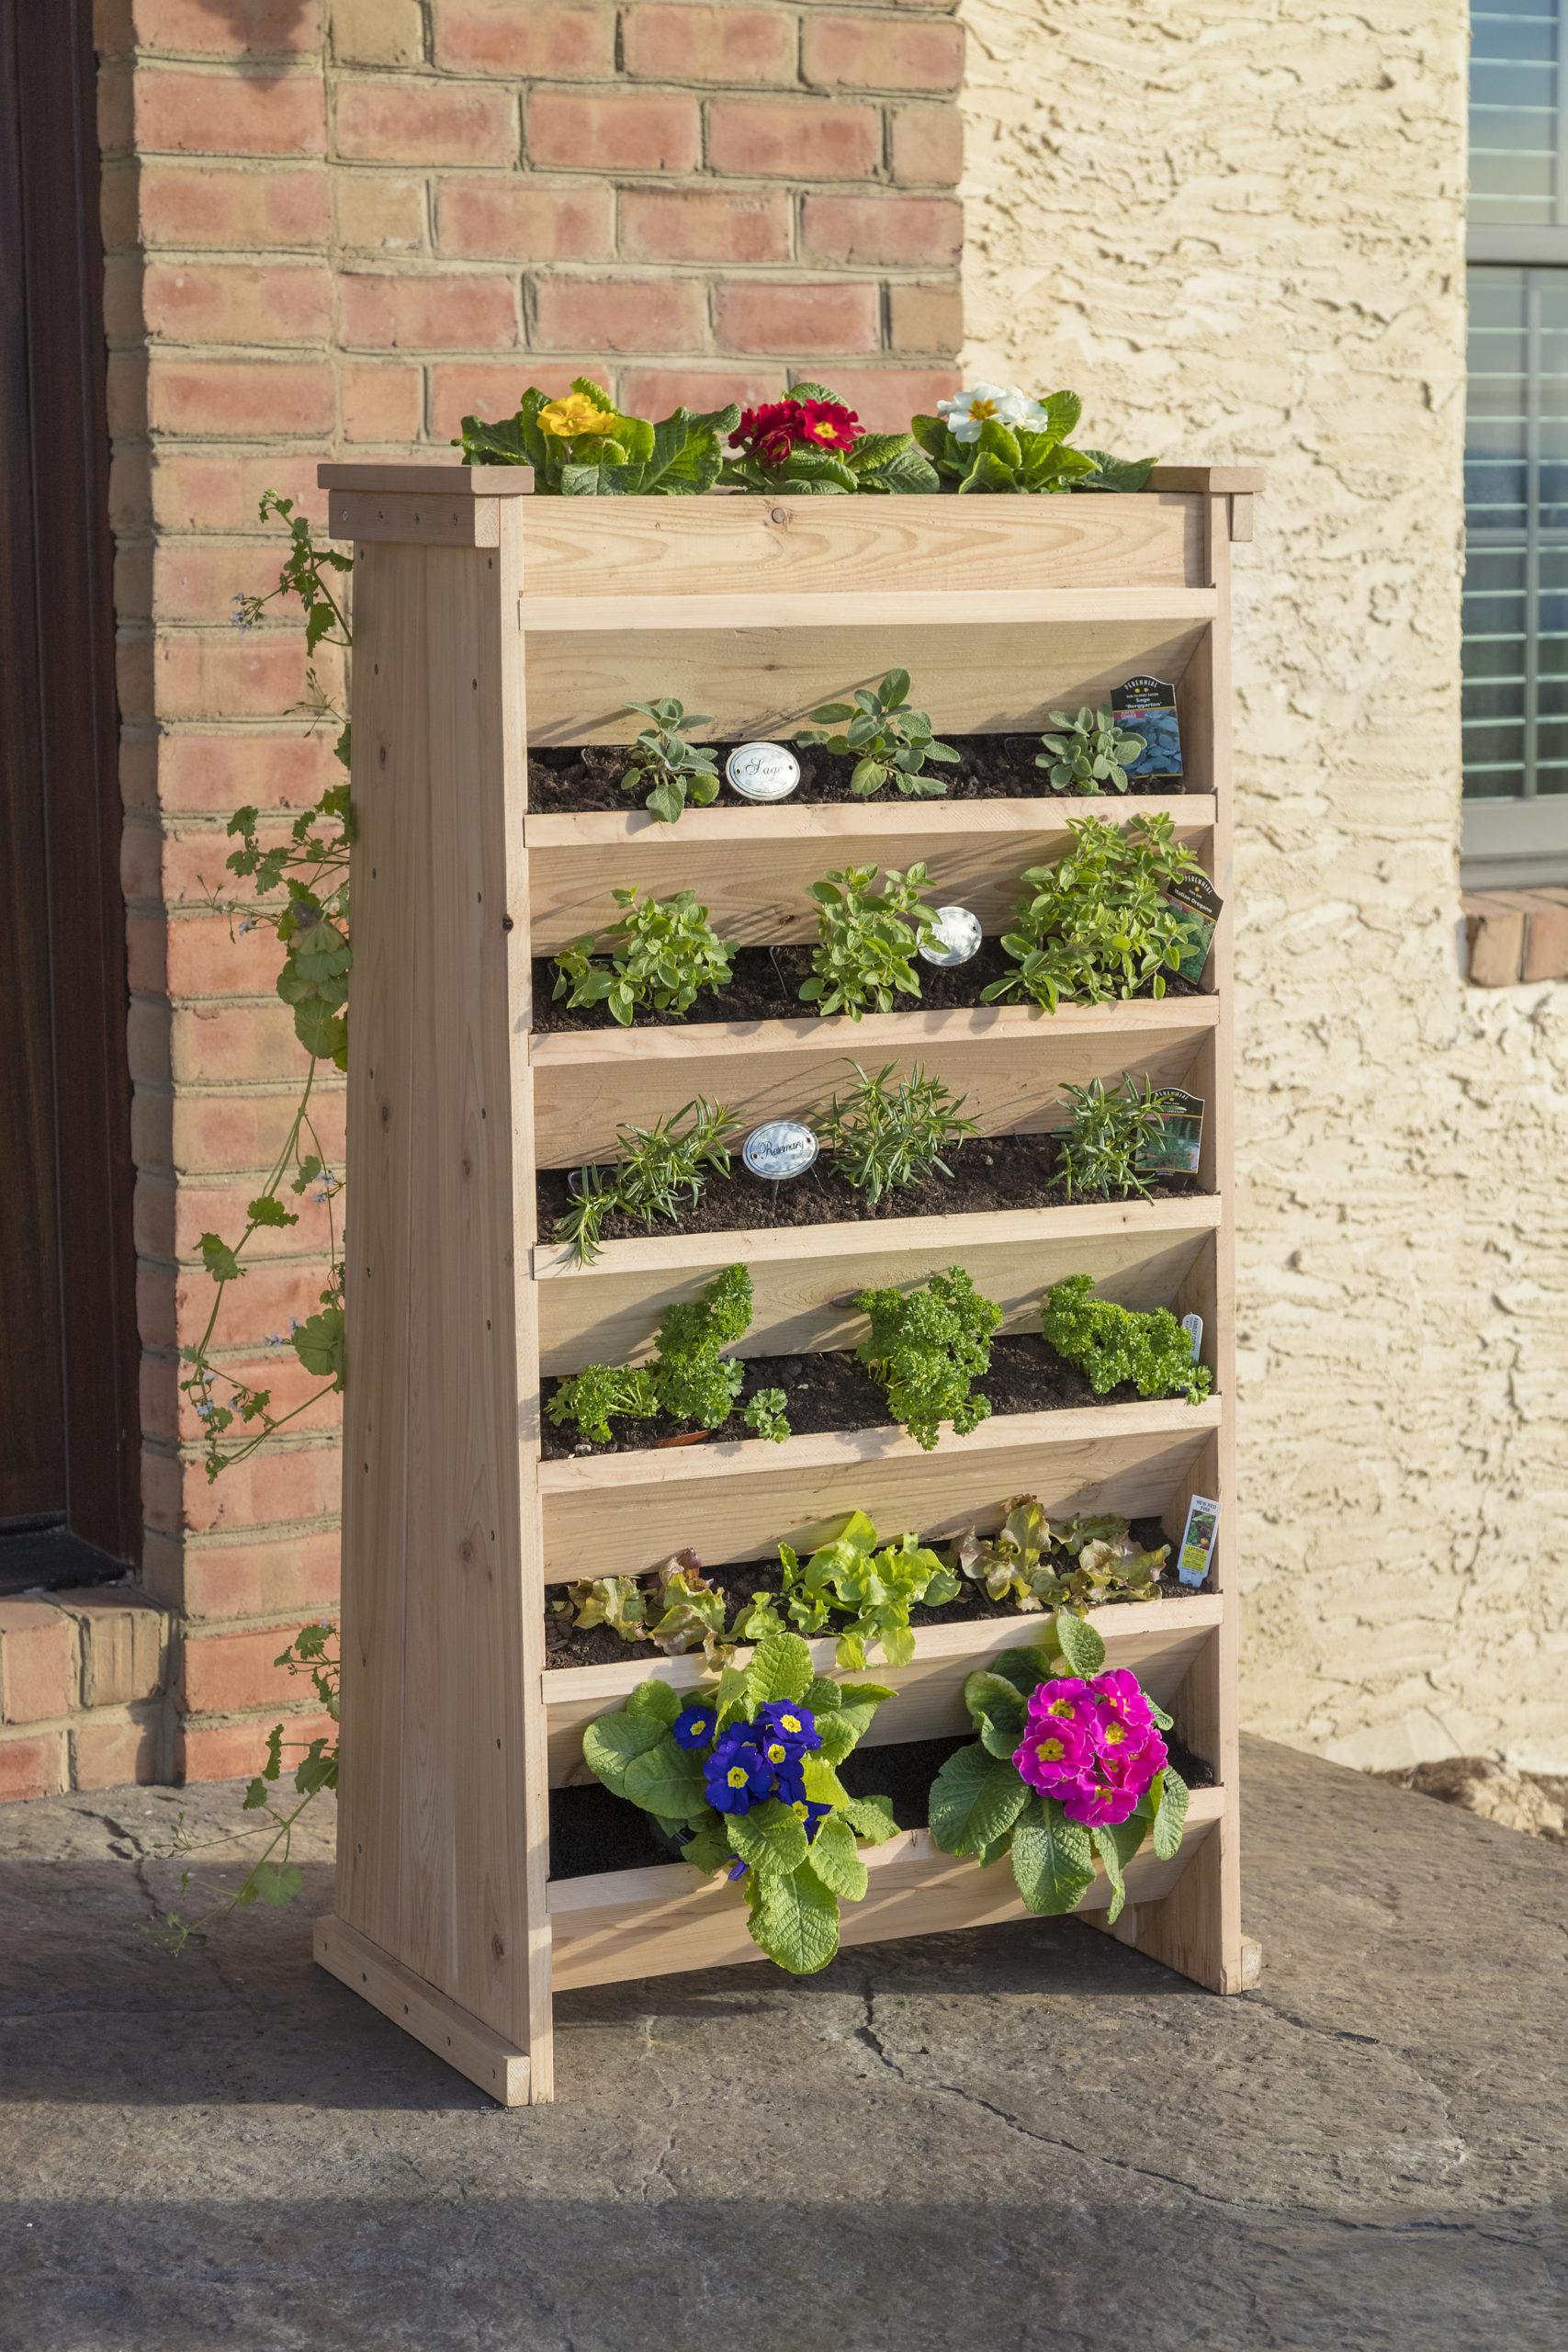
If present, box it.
[530,1001,1217,1167]
[328,497,555,2104]
[515,493,1206,601]
[537,1398,1222,1581]
[547,1790,1225,1992]
[522,797,1215,953]
[533,1196,1220,1374]
[542,1595,1222,1787]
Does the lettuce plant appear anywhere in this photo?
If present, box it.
[556,1551,738,1668]
[552,886,733,1026]
[951,1498,1168,1613]
[818,1060,976,1205]
[1036,706,1145,796]
[1051,1075,1175,1204]
[1041,1274,1212,1404]
[720,383,938,495]
[457,378,739,495]
[737,1509,959,1668]
[981,813,1204,1012]
[927,1613,1189,1924]
[547,1264,793,1443]
[553,1096,738,1267]
[582,1631,900,1972]
[801,862,938,1020]
[912,387,1152,496]
[799,670,958,798]
[619,699,720,824]
[854,1266,1002,1450]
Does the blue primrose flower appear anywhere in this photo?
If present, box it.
[672,1702,717,1751]
[754,1700,819,1760]
[703,1727,775,1815]
[784,1796,833,1842]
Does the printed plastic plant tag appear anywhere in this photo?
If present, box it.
[1135,1087,1204,1176]
[1180,1311,1203,1363]
[742,1118,818,1182]
[1176,1494,1221,1589]
[919,905,982,967]
[1112,675,1183,781]
[726,741,801,802]
[1160,868,1223,986]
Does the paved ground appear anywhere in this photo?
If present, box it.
[2,1734,1563,2352]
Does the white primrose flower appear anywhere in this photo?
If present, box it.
[936,383,1034,444]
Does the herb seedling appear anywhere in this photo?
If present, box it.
[582,1630,900,1973]
[1036,706,1145,796]
[547,1264,793,1443]
[1041,1274,1212,1405]
[801,863,939,1021]
[926,1614,1188,1927]
[800,669,959,799]
[981,813,1204,1013]
[741,1389,791,1444]
[553,1097,738,1267]
[552,886,733,1027]
[544,1363,660,1446]
[619,698,721,824]
[854,1266,1003,1451]
[1051,1075,1176,1203]
[819,1060,976,1205]
[951,1498,1168,1614]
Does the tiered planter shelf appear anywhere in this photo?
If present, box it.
[312,463,1258,2107]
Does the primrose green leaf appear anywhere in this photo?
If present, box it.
[681,1816,732,1876]
[626,1678,681,1727]
[963,1668,1029,1758]
[751,1862,841,1974]
[927,1742,1030,1858]
[1151,1765,1190,1860]
[801,1755,851,1811]
[622,1735,709,1823]
[804,1676,844,1714]
[745,1631,812,1710]
[581,1708,668,1798]
[841,1792,898,1844]
[1009,1797,1095,1916]
[1090,1824,1128,1924]
[727,1798,810,1877]
[1054,1610,1107,1676]
[806,1813,868,1903]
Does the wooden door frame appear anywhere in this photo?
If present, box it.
[1,0,140,1560]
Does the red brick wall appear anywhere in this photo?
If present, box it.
[93,0,963,1781]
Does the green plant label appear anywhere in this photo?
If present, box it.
[726,741,801,802]
[1159,869,1222,985]
[1176,1492,1221,1589]
[919,905,983,967]
[742,1119,818,1182]
[1111,675,1183,780]
[1135,1086,1203,1175]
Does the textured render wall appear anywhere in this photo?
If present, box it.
[962,0,1568,1771]
[95,0,962,1781]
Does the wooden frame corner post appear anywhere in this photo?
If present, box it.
[312,476,553,2107]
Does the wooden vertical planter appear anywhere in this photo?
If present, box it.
[310,464,1258,2106]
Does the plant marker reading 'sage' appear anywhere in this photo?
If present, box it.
[726,741,802,802]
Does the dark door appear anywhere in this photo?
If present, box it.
[0,0,139,1573]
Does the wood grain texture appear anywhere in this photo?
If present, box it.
[542,1594,1223,1786]
[529,998,1217,1166]
[513,494,1203,599]
[320,463,535,495]
[547,1789,1224,1992]
[521,608,1213,745]
[314,1914,531,2106]
[523,796,1215,952]
[333,492,501,548]
[534,1195,1220,1374]
[537,1396,1223,1581]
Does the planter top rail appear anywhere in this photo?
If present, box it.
[317,462,1265,496]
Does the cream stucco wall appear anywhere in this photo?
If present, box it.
[960,0,1568,1770]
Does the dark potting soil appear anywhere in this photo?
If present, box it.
[539,1329,1186,1463]
[547,1727,1215,1883]
[544,1514,1210,1672]
[527,734,1183,817]
[536,1132,1199,1248]
[533,938,1201,1035]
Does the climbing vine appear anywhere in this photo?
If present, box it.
[185,493,355,1479]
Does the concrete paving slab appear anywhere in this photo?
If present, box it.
[0,1735,1563,2352]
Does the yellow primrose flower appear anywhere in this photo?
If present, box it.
[537,391,621,439]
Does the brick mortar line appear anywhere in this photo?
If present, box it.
[0,1699,167,1738]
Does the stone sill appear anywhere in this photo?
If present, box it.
[1461,888,1568,986]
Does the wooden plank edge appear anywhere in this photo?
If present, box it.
[521,794,1217,848]
[541,1589,1224,1715]
[514,586,1220,632]
[532,1191,1223,1285]
[313,1914,537,2108]
[319,463,535,494]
